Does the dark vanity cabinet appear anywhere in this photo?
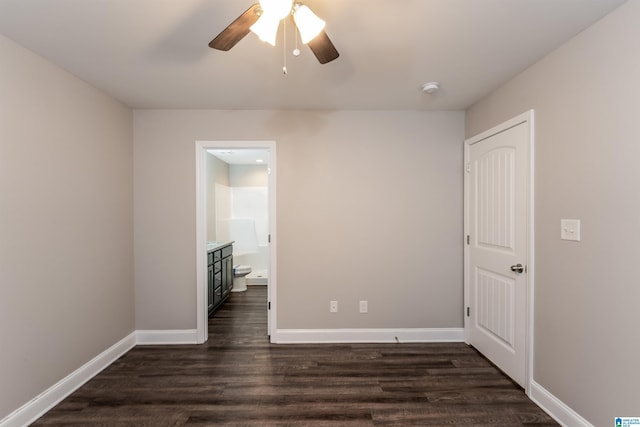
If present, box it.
[208,243,233,316]
[221,244,233,297]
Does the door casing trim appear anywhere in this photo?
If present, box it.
[195,140,277,344]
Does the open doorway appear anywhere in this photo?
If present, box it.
[195,141,276,343]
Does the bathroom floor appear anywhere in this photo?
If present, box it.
[33,287,557,426]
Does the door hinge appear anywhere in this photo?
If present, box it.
[268,234,271,243]
[466,162,471,173]
[268,301,271,310]
[466,235,470,245]
[466,307,470,317]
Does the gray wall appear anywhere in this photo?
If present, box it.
[133,110,464,330]
[0,34,134,419]
[465,1,640,424]
[206,153,229,241]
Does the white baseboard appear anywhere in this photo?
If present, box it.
[0,332,136,427]
[135,329,198,345]
[271,328,465,344]
[529,380,593,427]
[0,329,200,427]
[1,327,462,427]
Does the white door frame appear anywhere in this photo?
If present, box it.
[195,140,277,344]
[463,110,535,394]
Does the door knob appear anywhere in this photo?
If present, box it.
[510,264,525,274]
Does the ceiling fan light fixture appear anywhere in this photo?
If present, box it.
[250,12,280,46]
[259,0,294,20]
[293,4,326,44]
[208,2,339,65]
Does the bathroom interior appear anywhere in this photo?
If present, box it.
[206,149,270,305]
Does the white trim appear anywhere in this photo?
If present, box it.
[0,327,472,427]
[530,381,593,427]
[195,141,208,343]
[0,332,136,427]
[271,328,465,344]
[465,112,532,145]
[135,329,198,345]
[463,110,535,392]
[267,145,277,342]
[526,112,536,395]
[195,140,277,343]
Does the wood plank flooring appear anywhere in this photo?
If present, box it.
[33,287,557,426]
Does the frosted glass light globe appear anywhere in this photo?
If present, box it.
[259,0,293,20]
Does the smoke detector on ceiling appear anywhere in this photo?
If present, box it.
[422,82,440,94]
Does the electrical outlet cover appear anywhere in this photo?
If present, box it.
[330,301,338,313]
[359,300,368,313]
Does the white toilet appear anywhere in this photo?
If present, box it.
[231,264,252,292]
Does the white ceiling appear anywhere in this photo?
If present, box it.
[208,149,270,165]
[0,0,627,110]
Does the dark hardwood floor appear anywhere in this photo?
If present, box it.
[34,287,557,426]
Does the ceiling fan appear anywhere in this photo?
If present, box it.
[208,0,339,64]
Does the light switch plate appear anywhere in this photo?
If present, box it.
[561,219,581,241]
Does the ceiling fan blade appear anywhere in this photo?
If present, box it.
[307,31,339,64]
[209,3,261,51]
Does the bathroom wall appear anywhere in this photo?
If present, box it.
[133,109,464,330]
[465,1,640,424]
[230,165,268,187]
[212,164,268,260]
[229,165,269,270]
[206,153,229,241]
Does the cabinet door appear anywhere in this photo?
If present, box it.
[221,258,229,296]
[227,256,234,292]
[207,264,214,313]
[214,272,222,306]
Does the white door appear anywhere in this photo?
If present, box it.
[465,113,532,388]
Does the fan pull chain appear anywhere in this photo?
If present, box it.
[282,18,287,75]
[293,24,300,57]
